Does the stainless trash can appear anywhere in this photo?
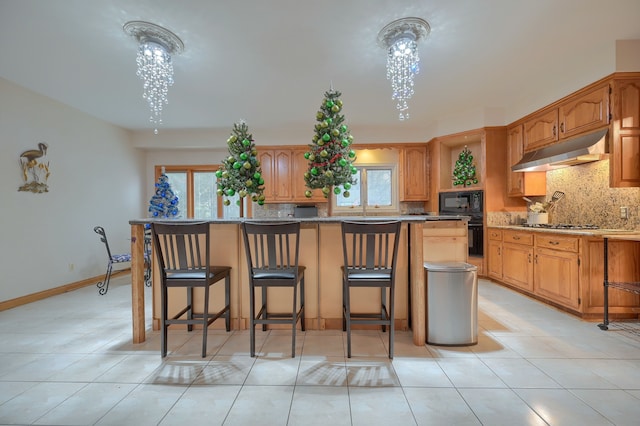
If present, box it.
[424,261,478,346]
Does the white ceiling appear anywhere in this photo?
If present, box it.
[1,0,640,148]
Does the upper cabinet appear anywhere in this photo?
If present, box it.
[258,148,327,203]
[610,76,640,188]
[291,148,326,202]
[259,149,293,202]
[523,83,610,152]
[523,109,559,151]
[506,124,545,197]
[558,84,609,139]
[399,145,430,201]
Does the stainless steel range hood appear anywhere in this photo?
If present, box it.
[512,128,609,172]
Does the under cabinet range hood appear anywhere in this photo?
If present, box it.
[512,128,609,172]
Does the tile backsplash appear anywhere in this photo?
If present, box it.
[489,159,640,230]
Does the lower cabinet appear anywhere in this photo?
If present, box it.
[533,246,580,310]
[487,228,580,313]
[503,242,534,292]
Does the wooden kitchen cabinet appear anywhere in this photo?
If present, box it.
[558,83,609,139]
[506,124,545,196]
[523,108,559,151]
[259,149,293,202]
[523,83,609,152]
[291,148,327,202]
[502,230,534,292]
[487,228,503,280]
[610,76,640,187]
[399,145,430,201]
[533,234,580,310]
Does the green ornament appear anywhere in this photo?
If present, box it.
[326,100,334,108]
[240,152,248,161]
[242,139,250,147]
[215,170,223,178]
[316,112,324,120]
[311,167,319,176]
[305,190,312,198]
[223,199,231,206]
[243,161,252,169]
[331,104,339,113]
[246,179,253,187]
[333,187,341,195]
[337,99,343,107]
[339,158,347,167]
[258,178,264,185]
[320,150,328,157]
[325,170,333,178]
[226,189,235,196]
[322,186,331,194]
[258,200,264,205]
[326,118,332,125]
[322,133,331,142]
[221,171,229,179]
[343,190,350,198]
[341,139,349,147]
[331,128,340,137]
[348,150,356,158]
[239,190,247,198]
[308,154,315,161]
[216,188,224,196]
[317,139,325,146]
[304,152,310,159]
[343,182,351,190]
[340,125,347,132]
[253,172,261,179]
[233,162,242,169]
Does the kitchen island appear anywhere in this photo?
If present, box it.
[129,215,469,346]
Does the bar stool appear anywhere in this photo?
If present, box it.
[241,221,305,357]
[151,221,231,357]
[341,220,401,359]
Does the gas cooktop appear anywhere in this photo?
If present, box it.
[521,223,599,230]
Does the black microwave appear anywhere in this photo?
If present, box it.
[438,190,483,220]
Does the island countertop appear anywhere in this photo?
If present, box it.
[129,215,470,225]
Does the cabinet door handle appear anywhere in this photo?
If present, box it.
[498,247,501,256]
[513,236,520,240]
[528,253,531,263]
[553,125,557,136]
[548,241,560,245]
[560,122,564,133]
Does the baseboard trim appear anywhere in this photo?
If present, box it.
[0,269,131,312]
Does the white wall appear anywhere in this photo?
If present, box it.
[0,78,145,302]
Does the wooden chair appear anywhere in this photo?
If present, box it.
[341,220,401,359]
[241,221,305,357]
[151,221,231,357]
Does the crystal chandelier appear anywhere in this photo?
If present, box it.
[377,17,430,121]
[123,21,184,134]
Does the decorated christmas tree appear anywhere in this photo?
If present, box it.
[216,121,265,206]
[148,168,180,218]
[452,145,478,187]
[304,89,357,198]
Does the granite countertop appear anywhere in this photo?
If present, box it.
[130,215,470,225]
[490,224,637,237]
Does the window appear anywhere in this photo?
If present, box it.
[334,164,398,215]
[154,165,249,219]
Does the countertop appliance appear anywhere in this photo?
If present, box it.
[439,190,483,256]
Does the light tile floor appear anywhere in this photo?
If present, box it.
[1,275,640,425]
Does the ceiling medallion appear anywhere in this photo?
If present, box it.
[123,21,184,134]
[377,17,431,121]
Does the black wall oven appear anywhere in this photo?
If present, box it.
[438,190,484,256]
